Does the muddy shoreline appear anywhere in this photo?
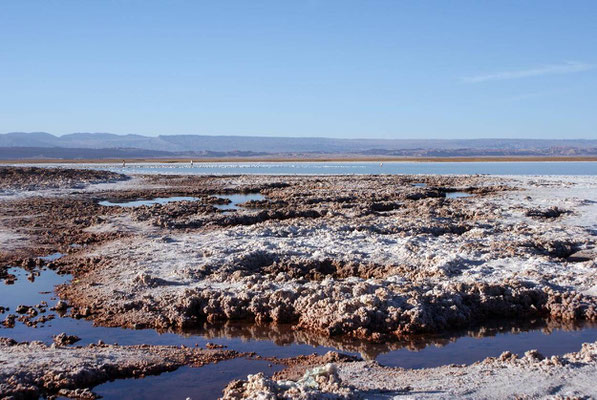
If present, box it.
[0,338,243,400]
[1,166,597,398]
[222,342,597,399]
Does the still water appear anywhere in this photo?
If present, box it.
[15,161,597,176]
[3,266,596,367]
[3,264,597,398]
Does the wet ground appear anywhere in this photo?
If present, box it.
[3,263,597,398]
[3,265,596,366]
[98,193,266,213]
[213,194,265,211]
[98,196,200,207]
[2,167,597,399]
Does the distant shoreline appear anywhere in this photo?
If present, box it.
[3,156,597,164]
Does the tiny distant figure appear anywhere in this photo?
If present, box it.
[380,162,383,167]
[190,160,194,167]
[122,160,126,168]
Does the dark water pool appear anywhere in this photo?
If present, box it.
[98,194,265,211]
[93,359,283,400]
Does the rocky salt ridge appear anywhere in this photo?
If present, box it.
[0,337,241,399]
[223,341,597,399]
[57,175,597,340]
[0,166,127,194]
[221,363,354,400]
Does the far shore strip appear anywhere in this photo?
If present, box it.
[4,156,597,164]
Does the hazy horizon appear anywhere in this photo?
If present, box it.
[5,131,597,142]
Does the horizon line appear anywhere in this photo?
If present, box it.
[2,132,597,142]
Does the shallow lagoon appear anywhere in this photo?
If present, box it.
[13,161,597,176]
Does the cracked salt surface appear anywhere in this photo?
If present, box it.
[60,175,597,353]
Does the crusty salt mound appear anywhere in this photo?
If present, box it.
[0,166,126,193]
[3,172,596,341]
[221,363,355,400]
[52,175,597,341]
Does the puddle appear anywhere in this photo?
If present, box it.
[97,194,266,211]
[94,359,283,400]
[98,196,199,207]
[375,321,597,368]
[411,183,427,187]
[39,252,64,262]
[190,320,597,368]
[2,267,596,371]
[213,193,265,211]
[0,267,340,357]
[445,191,473,199]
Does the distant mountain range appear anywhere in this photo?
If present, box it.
[1,132,597,159]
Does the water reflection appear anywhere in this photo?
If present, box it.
[213,193,265,211]
[94,359,283,400]
[445,191,473,199]
[97,193,266,212]
[180,319,597,366]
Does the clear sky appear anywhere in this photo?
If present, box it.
[1,0,596,139]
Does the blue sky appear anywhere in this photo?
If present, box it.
[1,1,596,139]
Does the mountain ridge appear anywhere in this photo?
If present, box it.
[3,132,597,154]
